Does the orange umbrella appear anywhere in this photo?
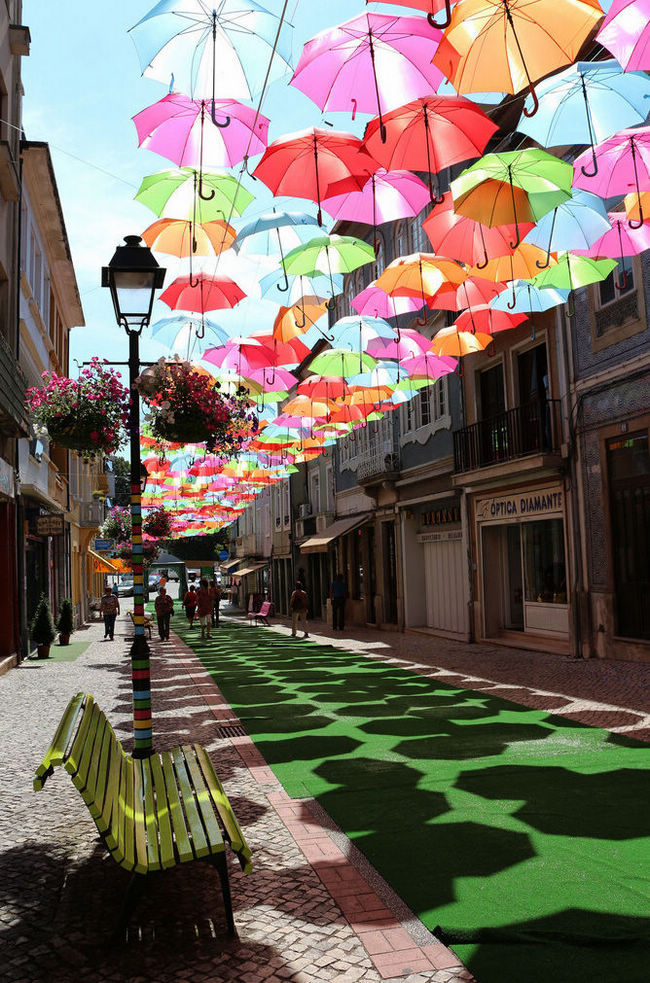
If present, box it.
[273,297,329,341]
[141,218,237,256]
[470,243,556,282]
[429,327,493,356]
[453,178,536,229]
[375,253,466,323]
[433,0,603,114]
[623,191,650,224]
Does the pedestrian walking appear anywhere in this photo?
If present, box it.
[210,579,221,627]
[329,572,348,631]
[183,584,197,626]
[99,584,120,640]
[196,579,213,640]
[289,580,309,639]
[154,586,174,641]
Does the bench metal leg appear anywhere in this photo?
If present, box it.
[111,872,147,943]
[210,852,236,936]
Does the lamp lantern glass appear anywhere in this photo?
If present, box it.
[101,235,165,330]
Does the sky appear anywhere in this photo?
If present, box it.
[21,0,387,375]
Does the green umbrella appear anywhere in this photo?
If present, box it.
[135,168,254,222]
[532,253,617,316]
[451,149,574,249]
[309,348,377,379]
[284,234,375,308]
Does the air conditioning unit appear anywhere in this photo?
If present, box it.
[298,503,312,519]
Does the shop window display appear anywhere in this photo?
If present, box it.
[522,519,567,604]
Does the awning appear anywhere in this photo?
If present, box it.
[220,558,242,571]
[88,548,120,574]
[300,514,369,554]
[232,562,268,578]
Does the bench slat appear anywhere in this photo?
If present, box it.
[34,692,85,790]
[161,754,194,863]
[100,740,124,847]
[193,744,252,874]
[64,695,96,776]
[149,755,177,869]
[111,755,130,867]
[123,757,136,871]
[87,720,112,820]
[138,761,160,873]
[72,703,103,793]
[178,747,225,856]
[131,763,148,875]
[170,748,210,859]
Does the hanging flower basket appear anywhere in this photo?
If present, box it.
[116,540,160,566]
[136,359,258,454]
[26,358,130,458]
[143,506,173,540]
[99,506,132,545]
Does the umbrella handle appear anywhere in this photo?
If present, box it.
[475,250,489,270]
[188,272,201,288]
[566,293,575,318]
[580,146,599,179]
[196,316,206,340]
[294,304,307,329]
[351,98,358,121]
[628,196,644,230]
[198,174,216,202]
[210,102,231,128]
[522,82,539,118]
[416,311,428,327]
[508,224,521,250]
[507,285,516,310]
[427,0,452,28]
[614,270,628,291]
[326,296,336,311]
[276,269,290,292]
[456,360,464,378]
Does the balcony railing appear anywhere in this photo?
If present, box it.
[356,437,401,485]
[79,502,105,527]
[453,398,561,474]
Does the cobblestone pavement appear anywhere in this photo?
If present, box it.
[0,613,475,983]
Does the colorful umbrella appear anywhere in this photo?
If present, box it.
[471,243,556,282]
[141,217,236,256]
[160,272,246,312]
[351,282,424,318]
[400,350,459,377]
[363,95,498,204]
[577,212,650,290]
[573,127,650,228]
[321,169,431,243]
[521,189,611,269]
[366,330,432,360]
[283,235,376,281]
[273,298,329,341]
[428,327,492,356]
[452,149,574,247]
[375,253,466,321]
[433,0,603,114]
[290,12,444,137]
[133,93,269,173]
[422,191,533,267]
[517,60,650,176]
[235,209,321,292]
[259,268,344,305]
[371,0,455,29]
[433,275,507,311]
[135,167,253,221]
[532,253,618,316]
[253,127,378,226]
[491,280,570,312]
[453,305,527,335]
[596,0,650,72]
[328,315,396,353]
[129,0,294,104]
[309,348,378,379]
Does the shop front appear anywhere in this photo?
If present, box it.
[473,482,570,647]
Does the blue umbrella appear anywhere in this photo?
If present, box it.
[151,314,230,353]
[518,60,650,177]
[522,189,611,269]
[491,279,570,314]
[235,210,322,292]
[259,268,344,306]
[328,315,396,352]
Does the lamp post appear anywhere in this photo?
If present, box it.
[102,235,166,758]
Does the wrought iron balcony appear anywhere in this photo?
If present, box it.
[0,329,29,437]
[356,441,401,486]
[453,398,561,474]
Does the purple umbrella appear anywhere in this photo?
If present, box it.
[133,93,269,179]
[322,168,431,246]
[352,282,424,318]
[573,126,650,228]
[290,12,444,142]
[576,211,650,289]
[596,0,650,72]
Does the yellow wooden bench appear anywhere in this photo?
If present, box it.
[127,609,153,639]
[34,693,253,938]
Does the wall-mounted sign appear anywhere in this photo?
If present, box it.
[0,458,14,499]
[36,514,64,536]
[94,538,115,552]
[417,530,463,544]
[475,485,564,523]
[421,504,460,527]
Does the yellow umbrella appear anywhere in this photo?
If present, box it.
[429,327,493,356]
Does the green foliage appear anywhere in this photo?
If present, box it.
[30,594,56,645]
[162,533,223,563]
[111,456,131,508]
[56,597,75,637]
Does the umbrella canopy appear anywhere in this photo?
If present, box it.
[141,217,237,256]
[371,0,454,25]
[433,0,603,113]
[328,315,396,351]
[290,12,445,132]
[367,330,432,360]
[363,95,498,204]
[133,93,269,170]
[352,282,424,318]
[322,169,431,230]
[253,127,378,226]
[577,213,650,278]
[375,254,466,308]
[517,60,650,176]
[596,0,650,72]
[429,327,492,356]
[283,235,376,278]
[151,314,230,352]
[128,0,294,103]
[234,210,320,255]
[452,148,574,246]
[160,272,246,312]
[453,305,527,335]
[532,252,618,292]
[272,298,329,341]
[521,189,611,268]
[309,348,378,379]
[573,127,650,228]
[471,243,556,282]
[422,191,533,267]
[400,350,459,377]
[491,280,570,312]
[135,167,254,221]
[259,268,344,304]
[433,274,507,311]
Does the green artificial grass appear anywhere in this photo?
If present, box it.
[176,621,650,983]
[29,639,92,663]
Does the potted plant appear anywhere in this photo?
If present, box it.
[31,594,56,658]
[26,357,130,459]
[56,597,75,646]
[136,358,257,452]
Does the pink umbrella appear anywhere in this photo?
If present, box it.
[133,93,269,175]
[453,305,527,335]
[576,211,650,289]
[432,275,507,311]
[401,351,458,379]
[596,0,650,71]
[573,126,650,228]
[421,192,534,267]
[352,282,424,318]
[290,13,444,139]
[366,329,432,360]
[322,169,431,245]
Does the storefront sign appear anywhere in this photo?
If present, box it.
[475,486,563,522]
[94,538,115,552]
[421,504,460,527]
[417,530,463,544]
[36,514,64,536]
[0,457,14,499]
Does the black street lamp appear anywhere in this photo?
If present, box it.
[102,235,165,758]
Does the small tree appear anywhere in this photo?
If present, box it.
[56,597,75,643]
[31,594,56,648]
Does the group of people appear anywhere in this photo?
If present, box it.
[181,579,222,640]
[288,573,348,638]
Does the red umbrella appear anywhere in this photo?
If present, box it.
[422,192,534,267]
[160,272,246,313]
[253,126,379,226]
[453,305,527,334]
[432,275,507,311]
[371,0,456,30]
[363,96,498,204]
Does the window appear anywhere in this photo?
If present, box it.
[599,258,634,307]
[607,432,650,638]
[400,378,450,441]
[522,519,567,604]
[395,222,408,259]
